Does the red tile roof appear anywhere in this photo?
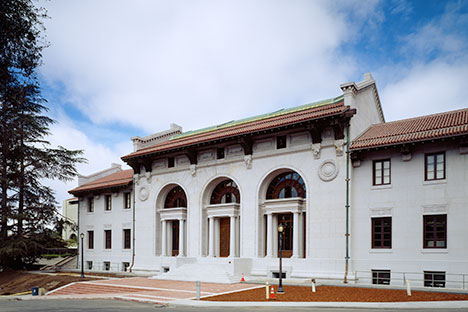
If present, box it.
[122,100,348,160]
[69,169,133,195]
[351,108,468,150]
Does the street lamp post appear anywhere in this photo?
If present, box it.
[277,223,285,294]
[80,232,85,278]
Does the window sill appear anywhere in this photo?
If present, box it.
[423,179,447,186]
[369,249,393,254]
[421,249,448,254]
[122,248,131,252]
[103,249,112,252]
[371,185,392,190]
[104,210,112,213]
[86,211,94,214]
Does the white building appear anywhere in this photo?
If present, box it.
[69,74,468,287]
[61,198,78,245]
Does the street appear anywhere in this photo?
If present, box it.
[1,299,468,312]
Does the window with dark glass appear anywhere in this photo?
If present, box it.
[124,192,131,209]
[266,171,306,199]
[122,262,130,272]
[424,214,446,248]
[105,195,112,211]
[104,261,110,271]
[87,230,94,249]
[373,159,391,185]
[88,197,94,212]
[372,270,391,285]
[104,230,112,249]
[425,152,445,181]
[424,271,445,287]
[372,217,392,248]
[168,157,175,168]
[164,186,187,208]
[123,229,131,249]
[87,261,93,270]
[217,147,225,159]
[276,135,287,149]
[210,180,240,204]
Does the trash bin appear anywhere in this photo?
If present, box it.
[31,287,39,296]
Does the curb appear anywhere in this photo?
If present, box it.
[168,299,468,309]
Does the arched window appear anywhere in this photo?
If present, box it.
[266,171,306,199]
[164,186,187,208]
[210,180,240,204]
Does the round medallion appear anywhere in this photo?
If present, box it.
[139,186,149,201]
[318,159,339,182]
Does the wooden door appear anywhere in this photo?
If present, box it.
[172,220,179,256]
[277,213,293,258]
[219,217,230,257]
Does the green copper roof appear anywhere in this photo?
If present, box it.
[172,95,344,140]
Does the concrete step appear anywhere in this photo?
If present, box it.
[152,263,239,284]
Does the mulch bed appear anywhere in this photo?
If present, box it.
[203,285,468,302]
[0,271,98,295]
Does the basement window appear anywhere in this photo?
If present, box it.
[272,271,286,279]
[372,269,390,285]
[424,271,445,288]
[87,261,93,270]
[122,262,130,272]
[104,261,110,271]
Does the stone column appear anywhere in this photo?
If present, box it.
[266,213,273,257]
[161,220,167,256]
[229,216,236,257]
[292,212,300,258]
[273,214,278,257]
[209,217,215,257]
[178,219,185,257]
[236,216,240,256]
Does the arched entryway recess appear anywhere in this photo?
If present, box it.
[258,169,307,258]
[156,184,188,257]
[201,177,241,258]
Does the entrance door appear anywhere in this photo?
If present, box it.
[219,217,230,257]
[277,213,292,258]
[172,220,179,256]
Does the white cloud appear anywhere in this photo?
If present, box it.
[39,0,375,134]
[381,60,468,121]
[43,114,131,208]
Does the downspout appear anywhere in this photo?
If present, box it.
[129,179,136,273]
[76,198,80,269]
[344,124,350,283]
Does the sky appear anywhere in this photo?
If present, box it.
[37,0,468,208]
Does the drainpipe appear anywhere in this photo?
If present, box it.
[76,198,80,269]
[129,179,136,273]
[344,124,350,283]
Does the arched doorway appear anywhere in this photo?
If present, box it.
[159,185,187,257]
[205,178,240,258]
[261,170,306,258]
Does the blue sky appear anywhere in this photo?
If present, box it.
[37,0,468,206]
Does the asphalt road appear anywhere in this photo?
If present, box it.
[1,299,468,312]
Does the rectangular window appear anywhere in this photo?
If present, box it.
[104,230,112,249]
[372,270,391,285]
[87,230,94,249]
[216,147,225,159]
[372,217,392,249]
[373,159,391,185]
[122,262,130,272]
[168,157,175,168]
[124,192,131,209]
[276,135,287,149]
[424,271,446,288]
[123,229,131,249]
[87,261,93,270]
[425,152,445,181]
[104,261,110,271]
[105,195,112,211]
[424,214,446,248]
[88,197,94,212]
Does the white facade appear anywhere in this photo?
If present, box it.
[72,74,468,287]
[61,198,78,243]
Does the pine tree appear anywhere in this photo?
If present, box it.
[0,0,86,269]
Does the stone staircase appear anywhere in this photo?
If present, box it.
[152,262,242,284]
